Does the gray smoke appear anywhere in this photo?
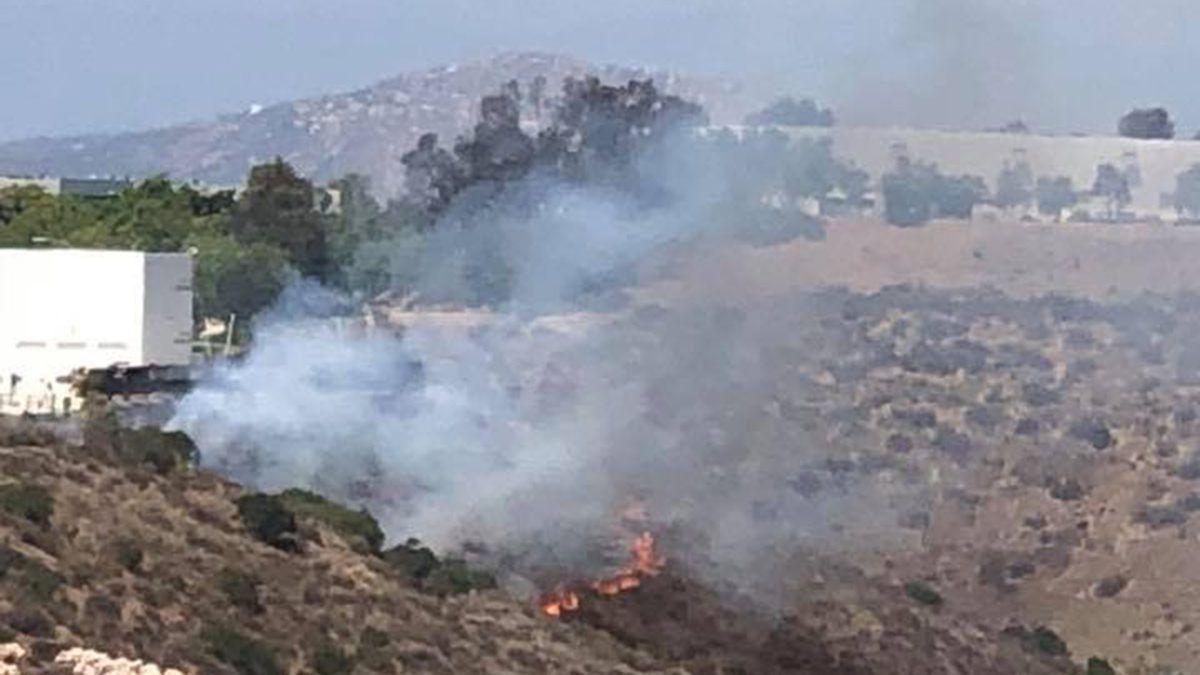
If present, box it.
[169,130,906,596]
[832,0,1053,132]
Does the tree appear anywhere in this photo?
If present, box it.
[528,75,548,117]
[500,78,522,105]
[2,178,230,251]
[882,158,936,227]
[881,157,986,226]
[1118,107,1175,139]
[453,90,537,189]
[390,77,709,307]
[187,232,292,335]
[229,158,328,279]
[184,186,237,218]
[994,160,1034,210]
[0,191,102,248]
[1035,176,1077,218]
[88,176,197,251]
[398,76,707,215]
[994,120,1031,134]
[745,97,835,127]
[538,77,708,187]
[0,185,51,226]
[1175,163,1200,219]
[937,175,988,219]
[401,133,465,214]
[323,173,382,289]
[1092,163,1132,218]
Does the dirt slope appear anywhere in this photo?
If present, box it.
[0,412,1080,675]
[0,426,677,675]
[643,217,1200,306]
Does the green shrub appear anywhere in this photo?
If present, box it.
[81,408,122,455]
[201,626,283,675]
[278,489,384,554]
[422,558,497,597]
[1031,626,1068,657]
[382,539,439,582]
[0,483,54,527]
[381,539,495,596]
[80,414,198,475]
[234,494,298,552]
[358,628,390,668]
[0,544,57,603]
[16,559,63,604]
[5,609,52,637]
[0,545,23,578]
[215,568,263,613]
[311,640,355,675]
[113,539,144,573]
[1005,624,1070,659]
[1086,657,1117,675]
[119,428,199,475]
[904,580,944,607]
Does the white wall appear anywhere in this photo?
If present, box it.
[0,177,60,195]
[142,254,194,367]
[0,249,192,415]
[755,125,1200,218]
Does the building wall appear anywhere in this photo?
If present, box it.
[760,125,1200,220]
[142,254,194,366]
[0,249,192,415]
[0,176,134,198]
[0,177,61,195]
[58,177,133,198]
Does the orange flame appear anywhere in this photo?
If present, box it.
[540,531,665,616]
[539,588,580,617]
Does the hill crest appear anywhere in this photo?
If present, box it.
[0,51,760,198]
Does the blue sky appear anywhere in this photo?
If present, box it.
[0,0,1196,140]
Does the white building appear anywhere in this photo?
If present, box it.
[0,249,193,415]
[0,176,134,198]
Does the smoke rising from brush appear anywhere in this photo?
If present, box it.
[831,0,1052,131]
[170,83,901,595]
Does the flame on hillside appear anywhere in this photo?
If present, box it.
[539,531,665,617]
[540,588,580,617]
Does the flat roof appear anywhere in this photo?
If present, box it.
[0,248,190,259]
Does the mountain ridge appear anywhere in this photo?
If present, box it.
[0,52,762,198]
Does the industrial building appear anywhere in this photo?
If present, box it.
[0,176,134,198]
[771,124,1200,222]
[0,249,194,415]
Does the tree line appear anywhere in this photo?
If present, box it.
[25,80,1195,329]
[0,77,873,336]
[878,154,1200,227]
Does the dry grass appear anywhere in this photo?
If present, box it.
[0,439,677,675]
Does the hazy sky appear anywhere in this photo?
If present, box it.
[1,0,1197,141]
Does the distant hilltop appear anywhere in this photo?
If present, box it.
[0,52,760,199]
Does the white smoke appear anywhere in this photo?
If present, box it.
[169,128,902,593]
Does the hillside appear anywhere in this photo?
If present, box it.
[160,214,1200,674]
[0,52,759,198]
[0,409,1081,675]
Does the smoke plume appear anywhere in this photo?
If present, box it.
[170,123,903,599]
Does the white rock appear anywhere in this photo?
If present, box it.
[52,647,186,675]
[0,644,25,662]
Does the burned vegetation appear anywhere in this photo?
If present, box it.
[16,283,1200,672]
